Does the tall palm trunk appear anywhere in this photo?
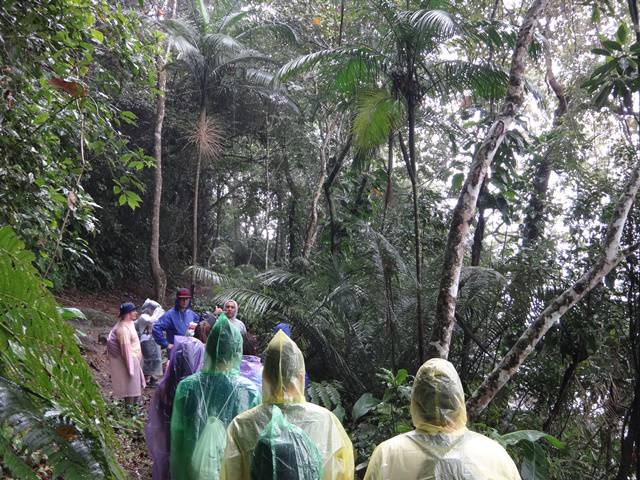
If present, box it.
[407,97,425,365]
[192,106,206,293]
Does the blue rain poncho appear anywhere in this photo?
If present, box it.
[170,314,261,480]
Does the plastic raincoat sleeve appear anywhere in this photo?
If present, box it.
[363,358,520,480]
[152,313,171,348]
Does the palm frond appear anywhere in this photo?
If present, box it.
[424,60,508,100]
[202,33,248,57]
[215,10,250,33]
[256,269,308,288]
[400,9,458,38]
[163,18,200,49]
[275,47,385,85]
[213,288,282,316]
[352,89,405,153]
[192,0,210,31]
[0,377,105,479]
[236,22,300,45]
[184,265,228,285]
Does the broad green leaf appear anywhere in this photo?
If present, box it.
[395,369,408,385]
[500,430,565,449]
[34,112,49,125]
[352,393,380,421]
[332,404,345,423]
[90,29,104,44]
[616,22,629,44]
[57,307,86,321]
[601,39,622,51]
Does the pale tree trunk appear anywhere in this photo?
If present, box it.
[428,0,547,359]
[467,161,640,417]
[521,22,568,247]
[192,108,206,293]
[301,118,340,258]
[150,0,176,304]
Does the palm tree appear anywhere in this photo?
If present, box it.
[165,0,297,292]
[276,0,507,364]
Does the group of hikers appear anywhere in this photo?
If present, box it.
[107,288,522,479]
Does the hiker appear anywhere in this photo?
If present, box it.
[146,336,205,480]
[136,298,165,386]
[153,288,200,350]
[363,358,521,480]
[107,302,145,405]
[193,320,211,343]
[250,405,324,480]
[240,333,263,391]
[223,299,247,334]
[221,331,354,480]
[170,314,261,480]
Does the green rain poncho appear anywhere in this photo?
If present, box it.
[221,330,354,480]
[364,359,521,480]
[170,314,261,480]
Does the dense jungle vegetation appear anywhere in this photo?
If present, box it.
[2,0,640,478]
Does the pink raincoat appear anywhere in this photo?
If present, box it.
[107,320,146,398]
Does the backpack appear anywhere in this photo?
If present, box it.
[250,406,323,480]
[190,415,227,480]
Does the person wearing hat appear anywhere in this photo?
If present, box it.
[107,302,146,405]
[153,288,200,350]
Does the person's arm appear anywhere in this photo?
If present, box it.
[152,312,171,349]
[362,445,382,480]
[221,421,248,480]
[324,414,355,480]
[117,327,136,377]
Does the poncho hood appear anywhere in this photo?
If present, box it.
[410,358,467,434]
[203,313,243,373]
[262,330,306,404]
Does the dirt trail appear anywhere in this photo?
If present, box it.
[57,289,157,479]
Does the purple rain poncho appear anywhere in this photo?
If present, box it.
[240,355,263,392]
[145,336,205,480]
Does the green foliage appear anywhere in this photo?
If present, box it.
[583,21,640,109]
[0,226,123,478]
[480,427,566,480]
[0,0,154,287]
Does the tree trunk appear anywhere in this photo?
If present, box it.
[149,0,176,304]
[467,160,640,417]
[521,22,568,248]
[428,0,547,360]
[284,154,299,259]
[302,119,339,259]
[192,107,206,293]
[471,180,488,266]
[381,134,394,232]
[542,358,578,434]
[323,136,352,256]
[398,96,424,364]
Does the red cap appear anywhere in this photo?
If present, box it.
[176,288,191,299]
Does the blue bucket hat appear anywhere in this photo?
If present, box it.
[119,302,137,318]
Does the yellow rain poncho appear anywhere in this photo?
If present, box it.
[364,359,520,480]
[170,315,261,480]
[221,330,354,480]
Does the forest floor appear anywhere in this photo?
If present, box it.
[56,289,156,479]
